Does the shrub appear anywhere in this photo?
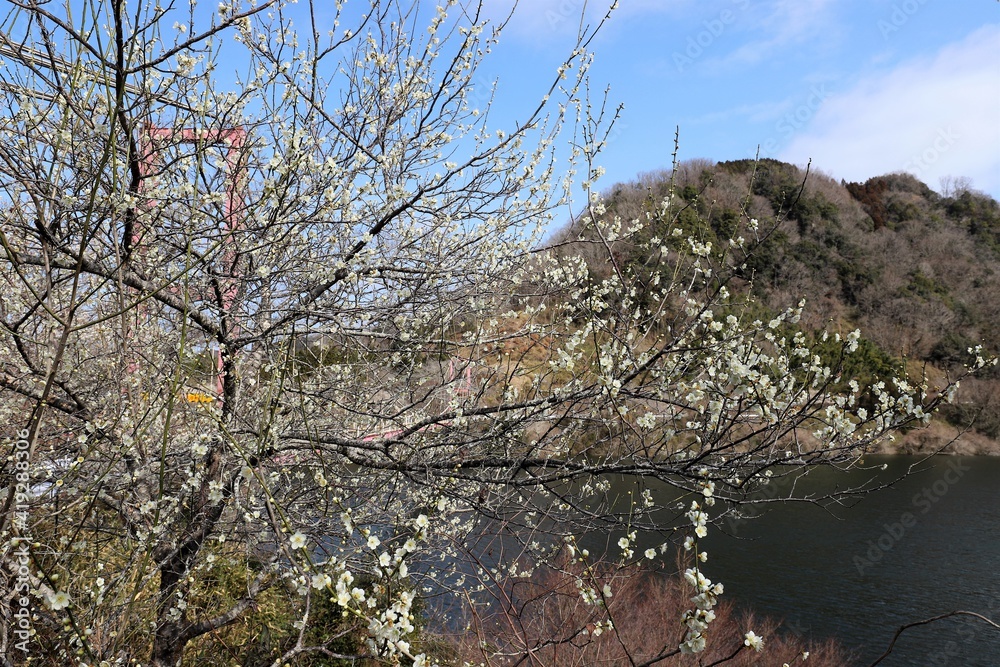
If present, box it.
[448,556,850,666]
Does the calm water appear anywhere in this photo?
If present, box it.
[586,456,1000,666]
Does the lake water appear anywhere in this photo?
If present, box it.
[584,456,1000,666]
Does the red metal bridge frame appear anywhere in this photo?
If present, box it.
[133,126,247,401]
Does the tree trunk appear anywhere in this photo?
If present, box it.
[150,560,188,667]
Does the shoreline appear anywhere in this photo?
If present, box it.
[877,419,1000,456]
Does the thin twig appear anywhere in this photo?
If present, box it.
[867,611,1000,666]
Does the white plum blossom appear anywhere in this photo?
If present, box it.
[48,591,71,610]
[0,0,979,664]
[289,532,308,550]
[744,630,765,651]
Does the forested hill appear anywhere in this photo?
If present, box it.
[550,159,1000,454]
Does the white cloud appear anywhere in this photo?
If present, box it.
[690,0,837,72]
[480,0,608,38]
[780,25,1000,196]
[687,100,795,126]
[481,0,667,41]
[744,0,835,51]
[484,0,834,57]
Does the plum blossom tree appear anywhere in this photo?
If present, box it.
[0,1,980,666]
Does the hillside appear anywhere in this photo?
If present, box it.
[549,159,1000,454]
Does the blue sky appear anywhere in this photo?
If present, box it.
[477,0,1000,200]
[46,0,988,202]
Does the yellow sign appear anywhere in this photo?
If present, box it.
[186,392,215,404]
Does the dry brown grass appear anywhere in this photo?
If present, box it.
[441,556,851,667]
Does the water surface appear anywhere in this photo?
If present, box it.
[587,456,1000,665]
